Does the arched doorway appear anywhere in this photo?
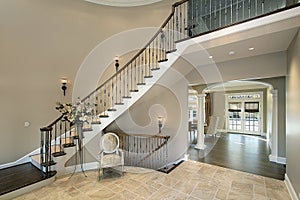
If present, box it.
[199,80,279,163]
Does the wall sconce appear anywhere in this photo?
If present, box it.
[115,56,119,72]
[158,117,164,134]
[61,78,68,96]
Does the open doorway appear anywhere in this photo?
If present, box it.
[187,80,285,180]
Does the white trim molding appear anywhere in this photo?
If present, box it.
[269,89,279,164]
[0,151,38,169]
[285,173,300,200]
[195,94,207,150]
[269,154,286,164]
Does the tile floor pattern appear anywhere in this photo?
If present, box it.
[14,161,291,200]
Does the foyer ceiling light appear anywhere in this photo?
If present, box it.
[208,55,213,59]
[249,47,255,51]
[61,78,68,96]
[229,51,235,55]
[84,0,163,7]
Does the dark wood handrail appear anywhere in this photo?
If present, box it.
[82,0,187,101]
[44,0,189,127]
[115,131,170,140]
[136,135,169,165]
[41,114,64,130]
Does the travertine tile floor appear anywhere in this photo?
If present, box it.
[14,160,291,200]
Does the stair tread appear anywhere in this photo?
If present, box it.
[91,121,101,124]
[63,143,76,148]
[158,59,168,63]
[52,151,66,157]
[166,49,177,54]
[61,137,75,148]
[144,75,153,78]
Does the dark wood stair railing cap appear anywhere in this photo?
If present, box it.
[81,0,187,102]
[116,131,170,140]
[40,126,53,132]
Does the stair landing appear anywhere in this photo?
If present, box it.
[0,162,55,196]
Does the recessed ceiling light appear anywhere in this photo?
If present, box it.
[249,47,255,51]
[229,51,235,55]
[208,55,213,59]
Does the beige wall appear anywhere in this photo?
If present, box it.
[104,69,189,163]
[0,0,176,165]
[286,30,300,196]
[258,76,286,157]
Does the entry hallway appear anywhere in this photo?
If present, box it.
[188,133,286,180]
[13,160,290,200]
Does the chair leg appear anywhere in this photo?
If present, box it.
[98,168,103,181]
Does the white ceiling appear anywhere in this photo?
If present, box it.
[178,27,299,68]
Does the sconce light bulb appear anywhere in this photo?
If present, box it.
[61,78,68,96]
[61,79,68,84]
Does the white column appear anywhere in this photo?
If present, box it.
[195,94,206,150]
[269,89,278,162]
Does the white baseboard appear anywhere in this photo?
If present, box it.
[64,162,98,176]
[260,132,267,137]
[0,149,40,169]
[0,158,30,170]
[269,154,286,164]
[285,173,299,200]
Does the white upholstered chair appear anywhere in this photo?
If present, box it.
[98,132,124,180]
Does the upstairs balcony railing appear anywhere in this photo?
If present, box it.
[187,0,300,38]
[116,132,170,171]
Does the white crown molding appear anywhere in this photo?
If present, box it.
[84,0,163,7]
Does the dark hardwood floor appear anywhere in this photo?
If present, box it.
[188,132,286,180]
[0,162,53,196]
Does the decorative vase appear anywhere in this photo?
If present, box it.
[76,121,84,151]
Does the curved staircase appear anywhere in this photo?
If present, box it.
[31,1,191,177]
